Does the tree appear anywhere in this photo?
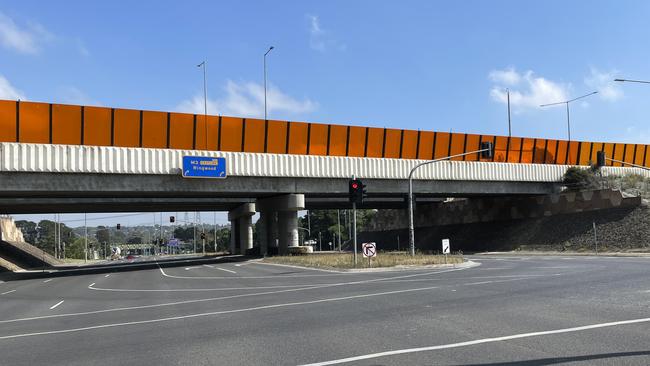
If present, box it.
[174,226,195,241]
[35,220,76,256]
[15,220,37,244]
[127,236,142,244]
[298,209,376,247]
[96,226,109,244]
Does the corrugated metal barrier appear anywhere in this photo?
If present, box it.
[2,143,648,181]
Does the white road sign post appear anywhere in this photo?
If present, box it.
[362,242,377,268]
[442,238,450,264]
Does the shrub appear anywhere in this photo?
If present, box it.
[563,167,600,191]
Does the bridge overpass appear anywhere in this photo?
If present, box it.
[1,99,649,254]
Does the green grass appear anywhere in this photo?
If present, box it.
[264,252,464,269]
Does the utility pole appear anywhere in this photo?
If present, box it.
[84,213,88,263]
[507,88,512,137]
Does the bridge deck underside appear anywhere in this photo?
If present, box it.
[0,172,559,214]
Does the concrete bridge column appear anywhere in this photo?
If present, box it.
[256,194,305,255]
[257,211,276,256]
[229,220,237,254]
[227,203,255,255]
[238,215,253,254]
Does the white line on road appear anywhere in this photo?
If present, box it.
[0,285,443,340]
[214,267,236,274]
[299,317,650,366]
[105,274,110,278]
[1,289,16,295]
[202,264,214,268]
[49,300,64,310]
[1,266,469,325]
[43,279,53,283]
[89,283,95,287]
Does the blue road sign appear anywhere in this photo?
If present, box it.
[182,156,227,178]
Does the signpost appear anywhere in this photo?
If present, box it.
[182,156,227,178]
[442,238,450,264]
[362,242,377,268]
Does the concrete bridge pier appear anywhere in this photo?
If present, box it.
[257,194,305,255]
[227,203,255,254]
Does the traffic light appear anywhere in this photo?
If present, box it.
[116,223,121,230]
[170,216,175,223]
[349,179,367,205]
[200,232,206,240]
[596,151,606,168]
[480,141,494,159]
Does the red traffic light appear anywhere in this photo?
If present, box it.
[351,182,359,189]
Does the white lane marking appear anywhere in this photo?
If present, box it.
[2,266,469,324]
[298,317,650,366]
[158,262,461,279]
[89,283,316,292]
[43,279,53,283]
[1,289,16,295]
[214,267,236,274]
[87,273,554,293]
[105,274,110,278]
[233,261,256,267]
[49,300,64,310]
[202,264,214,268]
[0,284,444,340]
[89,283,95,287]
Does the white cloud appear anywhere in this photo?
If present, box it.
[0,12,52,54]
[307,14,345,52]
[56,86,101,106]
[0,75,26,100]
[176,80,317,118]
[76,38,90,57]
[489,68,570,110]
[585,68,623,102]
[488,68,521,86]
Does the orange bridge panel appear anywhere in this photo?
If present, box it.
[308,123,329,156]
[19,102,49,144]
[113,109,140,147]
[365,127,384,158]
[83,107,111,146]
[142,111,167,149]
[0,100,16,142]
[287,121,308,155]
[266,120,288,154]
[52,104,82,145]
[328,124,348,156]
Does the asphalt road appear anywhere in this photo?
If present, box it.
[1,254,649,365]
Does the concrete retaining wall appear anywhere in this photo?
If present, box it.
[367,189,641,231]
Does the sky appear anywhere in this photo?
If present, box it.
[2,0,650,226]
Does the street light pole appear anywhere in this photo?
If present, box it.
[84,213,88,263]
[540,91,598,142]
[197,61,208,149]
[408,148,492,256]
[264,46,274,121]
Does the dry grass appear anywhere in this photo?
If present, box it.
[264,252,464,269]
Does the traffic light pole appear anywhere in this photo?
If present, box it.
[408,147,492,256]
[352,201,357,266]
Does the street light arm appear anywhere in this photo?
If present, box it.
[566,91,598,103]
[540,101,567,108]
[614,78,650,84]
[407,147,491,257]
[407,148,492,180]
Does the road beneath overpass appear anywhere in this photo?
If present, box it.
[1,255,649,365]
